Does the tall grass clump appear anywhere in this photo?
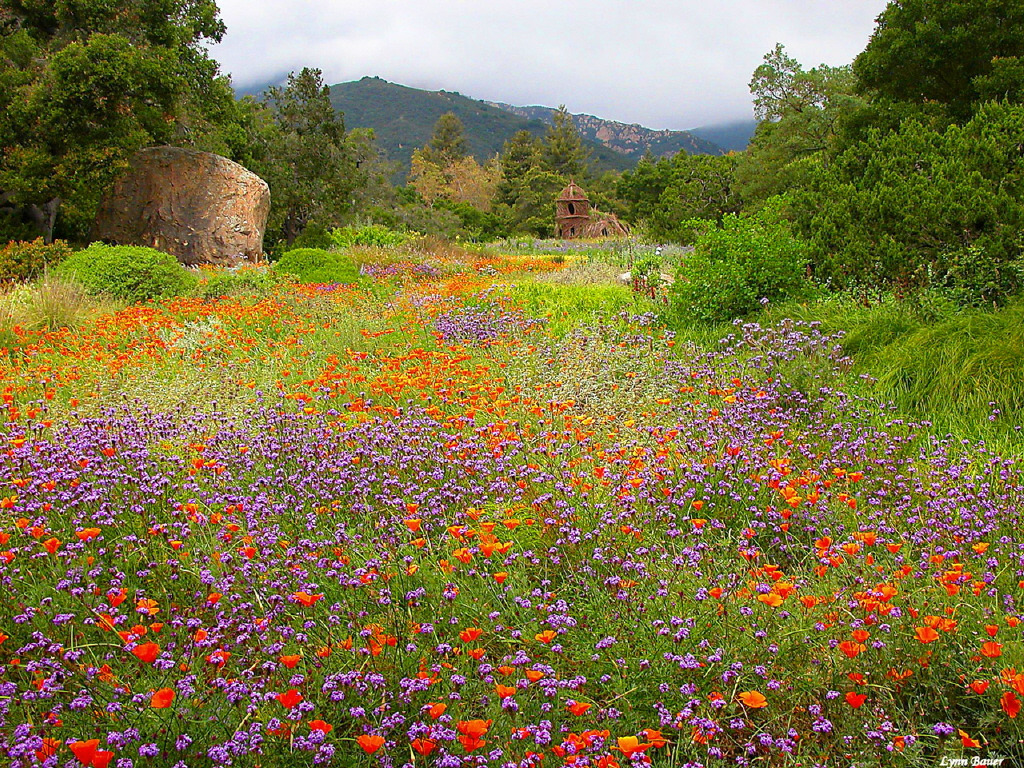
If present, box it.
[273,248,360,284]
[862,302,1024,441]
[55,243,198,302]
[0,273,120,347]
[756,294,1024,444]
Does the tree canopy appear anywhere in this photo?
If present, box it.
[853,0,1024,120]
[0,0,230,240]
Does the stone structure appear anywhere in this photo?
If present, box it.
[555,181,629,239]
[93,146,270,266]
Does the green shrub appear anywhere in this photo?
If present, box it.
[670,197,812,324]
[192,267,282,300]
[273,248,360,284]
[0,238,74,283]
[329,224,410,249]
[55,243,198,303]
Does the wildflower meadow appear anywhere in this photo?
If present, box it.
[1,246,1022,767]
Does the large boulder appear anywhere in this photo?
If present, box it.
[93,146,270,266]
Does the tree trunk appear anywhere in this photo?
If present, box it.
[282,209,308,246]
[25,198,61,243]
[0,193,60,242]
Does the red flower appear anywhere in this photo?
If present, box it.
[411,738,436,756]
[35,737,60,762]
[613,736,652,757]
[71,740,113,767]
[1002,691,1021,719]
[357,734,385,754]
[845,692,867,709]
[150,688,175,708]
[309,720,333,733]
[981,641,1003,658]
[838,641,865,658]
[457,719,491,752]
[276,689,303,709]
[130,642,160,664]
[738,690,768,709]
[459,627,483,643]
[643,729,667,748]
[915,626,939,644]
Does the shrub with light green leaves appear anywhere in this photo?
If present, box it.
[272,248,360,284]
[329,224,411,249]
[671,197,812,324]
[192,268,282,300]
[55,243,198,303]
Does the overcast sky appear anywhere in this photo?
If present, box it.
[210,0,890,130]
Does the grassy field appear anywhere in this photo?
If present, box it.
[0,244,1022,766]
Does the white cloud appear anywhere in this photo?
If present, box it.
[211,0,889,129]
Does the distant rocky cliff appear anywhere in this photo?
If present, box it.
[487,103,724,159]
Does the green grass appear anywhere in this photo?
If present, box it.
[493,281,653,335]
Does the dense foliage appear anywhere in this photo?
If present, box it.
[795,102,1024,303]
[0,238,72,283]
[0,0,231,241]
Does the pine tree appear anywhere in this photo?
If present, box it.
[542,106,589,180]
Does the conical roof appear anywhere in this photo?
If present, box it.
[557,181,588,202]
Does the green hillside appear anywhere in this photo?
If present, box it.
[329,77,635,178]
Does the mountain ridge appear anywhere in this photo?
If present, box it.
[328,77,637,179]
[327,77,733,179]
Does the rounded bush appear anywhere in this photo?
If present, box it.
[55,243,198,303]
[273,248,360,284]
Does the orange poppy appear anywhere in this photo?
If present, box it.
[738,690,768,708]
[131,642,160,664]
[981,641,1003,658]
[914,626,939,644]
[411,738,436,756]
[1002,692,1021,718]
